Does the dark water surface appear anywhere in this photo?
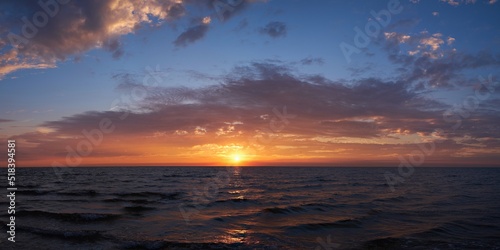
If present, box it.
[2,167,500,249]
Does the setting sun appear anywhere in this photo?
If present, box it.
[232,154,242,163]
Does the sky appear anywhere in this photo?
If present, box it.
[0,0,499,167]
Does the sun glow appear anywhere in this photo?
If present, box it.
[233,154,241,162]
[230,153,245,165]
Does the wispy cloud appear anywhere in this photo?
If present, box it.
[300,57,324,66]
[259,21,287,38]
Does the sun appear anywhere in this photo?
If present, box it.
[232,154,241,162]
[230,153,244,164]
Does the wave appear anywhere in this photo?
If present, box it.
[259,202,339,215]
[120,240,256,250]
[163,174,192,178]
[361,237,444,249]
[361,237,500,250]
[412,219,500,240]
[301,202,340,211]
[214,198,253,204]
[285,218,362,231]
[115,191,182,200]
[103,198,150,204]
[0,184,40,189]
[261,206,305,214]
[15,184,40,188]
[57,190,99,196]
[18,189,52,195]
[18,210,120,223]
[316,177,336,182]
[21,226,105,241]
[123,205,156,213]
[372,195,407,203]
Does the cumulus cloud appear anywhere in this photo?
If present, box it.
[259,21,287,38]
[447,37,456,45]
[384,31,450,55]
[0,0,264,78]
[0,0,189,78]
[384,32,412,44]
[381,29,500,88]
[420,33,444,51]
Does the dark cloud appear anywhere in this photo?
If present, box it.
[300,57,324,66]
[347,63,374,77]
[207,0,258,21]
[0,118,14,123]
[103,39,124,59]
[12,61,500,164]
[41,62,450,139]
[174,22,210,47]
[0,0,188,77]
[259,21,287,38]
[166,3,186,20]
[385,18,420,31]
[233,18,248,31]
[0,0,264,78]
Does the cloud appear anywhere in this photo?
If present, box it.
[382,30,500,88]
[11,61,500,165]
[447,37,456,45]
[385,18,420,31]
[0,118,14,123]
[420,33,445,51]
[0,0,266,78]
[173,18,211,47]
[412,0,495,6]
[207,0,268,21]
[438,0,498,4]
[0,0,189,78]
[233,18,249,32]
[439,0,480,5]
[384,31,450,55]
[21,65,425,142]
[300,57,324,66]
[49,81,430,141]
[259,21,287,38]
[384,32,412,44]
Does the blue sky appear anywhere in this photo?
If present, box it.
[0,0,499,166]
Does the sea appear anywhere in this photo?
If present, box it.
[2,167,500,249]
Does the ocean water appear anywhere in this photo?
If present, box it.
[2,167,500,249]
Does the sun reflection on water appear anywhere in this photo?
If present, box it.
[217,229,248,244]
